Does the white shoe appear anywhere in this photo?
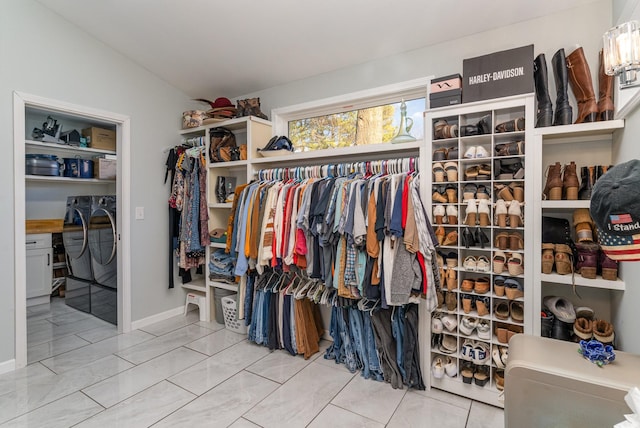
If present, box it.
[442,314,458,332]
[446,205,458,225]
[459,316,479,335]
[494,199,508,227]
[432,317,443,334]
[508,201,523,227]
[433,204,446,224]
[475,145,490,158]
[464,146,476,159]
[464,199,478,226]
[477,199,491,226]
[477,320,491,340]
[432,357,445,379]
[444,356,457,377]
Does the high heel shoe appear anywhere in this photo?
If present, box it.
[509,182,524,203]
[433,205,445,224]
[446,205,458,225]
[508,201,523,227]
[432,186,448,203]
[462,227,476,248]
[495,199,508,228]
[445,184,458,203]
[444,162,458,182]
[443,230,458,247]
[474,227,490,249]
[464,199,478,226]
[495,184,514,202]
[477,199,490,226]
[435,226,446,246]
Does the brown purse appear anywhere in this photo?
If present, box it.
[209,127,236,162]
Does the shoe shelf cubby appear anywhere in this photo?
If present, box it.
[531,120,626,338]
[425,95,535,408]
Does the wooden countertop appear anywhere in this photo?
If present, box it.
[26,219,64,234]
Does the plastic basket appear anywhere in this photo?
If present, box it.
[221,296,247,335]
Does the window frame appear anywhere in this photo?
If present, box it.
[271,77,433,143]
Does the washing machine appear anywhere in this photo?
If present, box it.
[62,196,94,313]
[88,195,117,324]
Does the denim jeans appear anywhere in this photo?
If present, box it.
[391,306,407,382]
[348,307,370,379]
[363,310,384,381]
[244,273,255,326]
[324,306,343,364]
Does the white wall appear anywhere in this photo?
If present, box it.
[0,0,197,363]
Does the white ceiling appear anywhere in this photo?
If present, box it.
[38,0,599,99]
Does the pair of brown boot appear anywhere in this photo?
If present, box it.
[543,161,579,200]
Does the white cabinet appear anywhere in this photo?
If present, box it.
[26,233,52,306]
[531,120,625,336]
[178,116,273,321]
[424,94,535,408]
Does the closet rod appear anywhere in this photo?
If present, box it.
[256,156,418,181]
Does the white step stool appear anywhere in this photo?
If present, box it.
[184,292,207,321]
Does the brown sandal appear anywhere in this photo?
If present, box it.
[494,232,509,251]
[446,268,457,291]
[474,277,490,294]
[508,232,524,250]
[443,231,458,246]
[495,301,510,320]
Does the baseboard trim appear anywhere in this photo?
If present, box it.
[0,359,16,375]
[131,306,185,331]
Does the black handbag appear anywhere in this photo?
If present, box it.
[542,216,578,268]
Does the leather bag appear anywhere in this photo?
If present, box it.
[542,216,578,268]
[209,127,236,162]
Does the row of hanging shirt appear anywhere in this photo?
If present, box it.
[168,145,209,270]
[225,156,441,310]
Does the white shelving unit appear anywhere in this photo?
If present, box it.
[423,94,535,408]
[531,119,625,336]
[178,116,273,322]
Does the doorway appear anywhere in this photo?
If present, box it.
[13,92,132,369]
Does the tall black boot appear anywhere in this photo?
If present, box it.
[596,164,613,181]
[578,166,596,200]
[552,49,573,125]
[534,54,553,127]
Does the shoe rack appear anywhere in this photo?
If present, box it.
[531,120,625,338]
[425,95,535,408]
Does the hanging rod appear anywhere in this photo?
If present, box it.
[256,156,418,181]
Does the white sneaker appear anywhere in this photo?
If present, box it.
[432,357,445,379]
[475,145,490,158]
[444,356,457,377]
[464,146,476,159]
[477,320,491,340]
[459,316,479,335]
[432,317,443,334]
[442,314,458,332]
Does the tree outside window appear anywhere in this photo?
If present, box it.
[288,98,424,152]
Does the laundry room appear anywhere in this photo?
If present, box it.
[24,106,119,362]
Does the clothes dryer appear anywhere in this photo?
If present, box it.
[88,195,117,324]
[62,195,93,313]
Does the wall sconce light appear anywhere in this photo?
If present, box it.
[603,20,640,88]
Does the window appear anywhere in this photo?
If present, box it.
[272,78,431,152]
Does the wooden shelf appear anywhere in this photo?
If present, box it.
[540,273,625,290]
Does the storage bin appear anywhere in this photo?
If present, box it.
[212,287,236,324]
[221,296,247,334]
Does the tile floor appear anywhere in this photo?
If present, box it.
[1,297,505,427]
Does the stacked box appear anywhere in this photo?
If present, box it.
[430,74,463,108]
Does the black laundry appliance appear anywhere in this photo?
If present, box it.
[62,196,94,313]
[88,195,117,324]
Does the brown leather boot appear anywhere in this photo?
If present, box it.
[543,162,563,200]
[597,50,614,121]
[567,47,598,123]
[563,161,579,200]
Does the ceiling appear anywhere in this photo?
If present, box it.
[38,0,599,100]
